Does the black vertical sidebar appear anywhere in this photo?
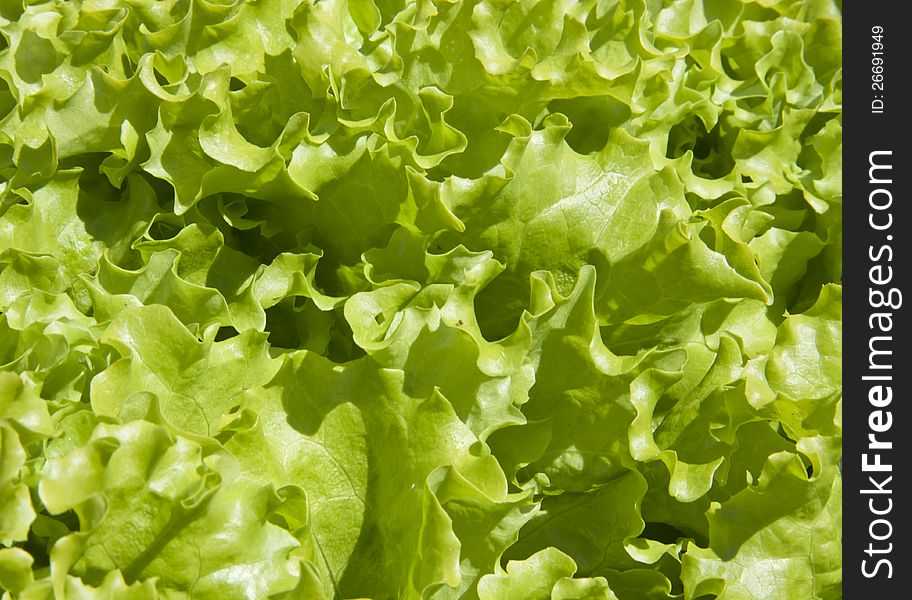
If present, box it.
[843,1,911,597]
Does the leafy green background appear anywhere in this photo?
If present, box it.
[0,0,841,598]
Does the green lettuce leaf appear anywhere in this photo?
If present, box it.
[0,0,841,598]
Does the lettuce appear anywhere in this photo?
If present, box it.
[0,0,841,598]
